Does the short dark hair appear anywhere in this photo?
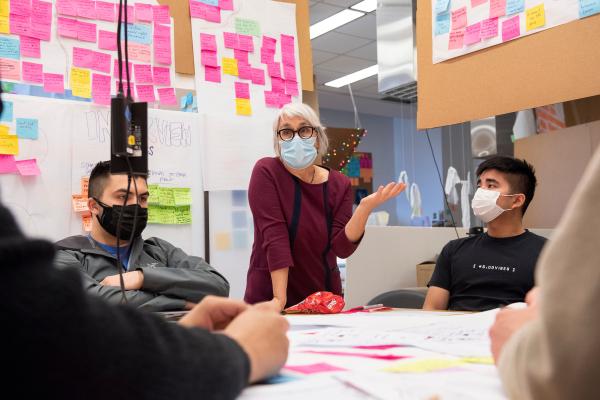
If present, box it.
[88,161,147,200]
[476,156,537,215]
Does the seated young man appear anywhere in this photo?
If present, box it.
[54,161,229,312]
[423,156,547,311]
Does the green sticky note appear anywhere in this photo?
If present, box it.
[147,184,160,205]
[159,187,176,207]
[174,206,192,224]
[173,188,192,206]
[235,18,261,36]
[148,204,162,224]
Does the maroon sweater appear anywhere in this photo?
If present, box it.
[244,157,360,308]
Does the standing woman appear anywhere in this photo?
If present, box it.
[244,103,405,310]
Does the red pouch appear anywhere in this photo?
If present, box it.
[284,291,345,314]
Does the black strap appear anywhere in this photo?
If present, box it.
[321,182,334,292]
[288,177,302,249]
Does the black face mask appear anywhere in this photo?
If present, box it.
[94,198,148,240]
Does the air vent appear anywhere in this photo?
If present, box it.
[381,81,417,103]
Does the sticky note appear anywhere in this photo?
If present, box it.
[153,5,171,24]
[0,101,12,121]
[251,68,265,85]
[189,1,206,19]
[174,206,191,224]
[434,0,451,14]
[81,177,89,196]
[153,35,172,65]
[157,87,177,105]
[154,23,170,37]
[222,57,238,75]
[461,357,495,365]
[472,0,488,6]
[136,85,156,103]
[58,17,78,38]
[199,0,218,5]
[237,62,252,80]
[448,29,465,50]
[0,37,20,60]
[10,0,31,16]
[238,34,254,52]
[92,73,111,105]
[204,66,221,83]
[490,0,506,18]
[31,0,52,23]
[16,158,40,176]
[285,363,348,374]
[220,0,234,10]
[281,34,296,66]
[0,133,18,155]
[73,47,95,68]
[204,4,221,23]
[134,3,152,22]
[57,0,77,16]
[128,42,151,63]
[20,36,40,58]
[70,67,91,98]
[215,232,232,251]
[201,50,219,67]
[0,154,17,173]
[235,98,252,116]
[98,30,117,51]
[0,16,9,34]
[224,32,239,49]
[271,77,284,93]
[22,62,43,84]
[435,12,451,35]
[502,14,520,41]
[72,194,89,212]
[384,359,464,373]
[580,0,600,17]
[134,64,153,84]
[283,64,297,82]
[506,0,525,15]
[451,7,467,30]
[481,17,499,39]
[235,18,260,36]
[172,188,192,206]
[113,60,132,78]
[153,67,170,86]
[77,0,96,19]
[96,1,116,21]
[285,80,299,97]
[267,62,281,78]
[262,35,277,50]
[235,82,250,99]
[91,51,111,74]
[464,22,482,45]
[0,0,8,17]
[158,187,175,206]
[121,23,152,44]
[0,58,20,80]
[16,118,39,140]
[77,20,97,42]
[118,5,134,22]
[526,4,545,31]
[9,14,30,37]
[233,49,249,64]
[82,215,92,232]
[200,33,217,51]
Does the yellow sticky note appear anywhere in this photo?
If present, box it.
[70,67,91,99]
[148,204,162,224]
[215,232,232,251]
[0,133,18,155]
[460,357,495,365]
[159,187,175,207]
[173,188,192,206]
[384,359,464,373]
[174,206,192,224]
[526,4,545,31]
[0,124,9,135]
[0,0,9,17]
[0,16,9,34]
[222,57,238,76]
[235,98,252,116]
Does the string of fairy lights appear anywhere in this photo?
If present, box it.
[322,128,366,170]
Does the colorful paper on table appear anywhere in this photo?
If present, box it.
[300,350,411,361]
[526,4,545,31]
[215,232,231,250]
[98,30,117,50]
[0,134,18,155]
[481,17,499,39]
[284,363,348,375]
[0,154,17,173]
[134,3,152,21]
[235,18,260,36]
[435,0,451,14]
[15,158,40,176]
[78,20,97,42]
[385,359,465,373]
[580,0,600,17]
[0,101,12,121]
[490,0,506,18]
[451,7,467,30]
[251,68,265,85]
[70,67,91,98]
[464,22,482,45]
[472,0,488,6]
[234,82,250,99]
[22,62,43,84]
[219,0,234,10]
[153,5,170,24]
[506,0,525,16]
[96,1,116,21]
[20,36,40,58]
[201,50,219,67]
[502,14,520,41]
[153,67,170,86]
[0,37,20,60]
[461,356,495,365]
[204,65,221,83]
[0,58,20,80]
[235,98,252,116]
[435,12,450,35]
[448,30,465,50]
[200,33,217,51]
[72,194,89,212]
[222,57,238,76]
[16,118,39,139]
[353,344,405,350]
[136,85,155,102]
[134,64,153,84]
[157,87,177,105]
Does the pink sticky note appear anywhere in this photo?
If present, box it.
[73,47,95,68]
[189,1,206,19]
[219,0,234,11]
[281,34,294,52]
[237,62,252,80]
[283,64,297,82]
[10,14,30,37]
[267,62,281,78]
[135,3,152,22]
[204,5,221,23]
[251,68,265,85]
[95,1,116,21]
[301,350,410,361]
[234,49,249,64]
[201,50,218,67]
[238,34,254,52]
[284,363,347,375]
[502,14,520,42]
[16,159,41,176]
[31,1,53,25]
[0,59,21,81]
[152,66,170,86]
[58,17,78,38]
[92,51,111,74]
[118,5,134,22]
[127,42,151,63]
[157,87,177,105]
[285,79,299,97]
[234,82,250,99]
[200,33,217,51]
[98,30,117,50]
[465,22,482,45]
[261,48,275,64]
[452,7,467,30]
[204,65,221,83]
[262,35,277,51]
[11,0,31,16]
[115,81,135,97]
[448,29,465,50]
[481,18,499,39]
[264,90,278,107]
[43,73,65,93]
[490,0,506,18]
[22,61,43,84]
[113,60,132,78]
[224,32,238,49]
[153,23,170,38]
[279,93,292,107]
[282,49,295,67]
[92,73,110,105]
[271,77,284,93]
[136,84,155,102]
[57,0,77,16]
[472,0,487,6]
[134,64,153,84]
[153,5,170,24]
[154,36,172,65]
[20,36,41,58]
[77,0,96,19]
[0,155,18,174]
[29,21,51,41]
[78,20,97,42]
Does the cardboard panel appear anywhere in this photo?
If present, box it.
[416,0,600,129]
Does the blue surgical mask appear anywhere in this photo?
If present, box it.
[279,136,317,170]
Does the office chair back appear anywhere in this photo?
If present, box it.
[367,289,426,309]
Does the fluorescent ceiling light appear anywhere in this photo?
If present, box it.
[351,0,377,13]
[324,65,379,88]
[310,9,364,39]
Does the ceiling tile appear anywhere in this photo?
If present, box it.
[346,41,377,61]
[346,75,378,90]
[314,67,343,84]
[334,13,376,40]
[317,55,374,74]
[312,49,339,65]
[309,3,344,25]
[311,31,371,54]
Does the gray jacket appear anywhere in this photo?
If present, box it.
[54,235,229,312]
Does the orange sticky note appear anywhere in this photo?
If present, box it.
[72,194,89,213]
[82,215,92,232]
[81,177,89,197]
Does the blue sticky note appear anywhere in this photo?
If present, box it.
[199,0,219,5]
[580,0,600,17]
[232,230,248,249]
[0,37,20,60]
[434,0,451,14]
[232,190,247,206]
[16,118,39,140]
[435,12,451,35]
[120,24,152,44]
[0,101,13,122]
[232,211,247,228]
[506,0,525,15]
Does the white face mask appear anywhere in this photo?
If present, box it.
[471,188,519,223]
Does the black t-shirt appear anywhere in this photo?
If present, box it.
[428,230,547,311]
